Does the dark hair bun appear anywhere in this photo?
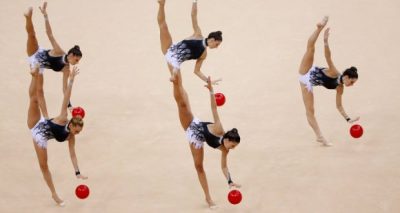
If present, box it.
[207,31,223,41]
[343,66,358,79]
[67,45,83,57]
[224,128,240,143]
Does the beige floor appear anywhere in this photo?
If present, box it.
[1,0,400,212]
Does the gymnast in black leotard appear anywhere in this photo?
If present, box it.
[168,70,241,209]
[24,2,83,118]
[157,0,223,84]
[298,16,360,146]
[27,65,87,206]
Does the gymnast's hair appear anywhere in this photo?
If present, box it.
[343,66,358,79]
[207,31,223,41]
[69,117,84,127]
[68,45,83,57]
[223,128,240,143]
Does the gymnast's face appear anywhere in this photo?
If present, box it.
[343,75,358,87]
[68,55,82,65]
[69,125,83,135]
[224,139,239,150]
[208,38,222,49]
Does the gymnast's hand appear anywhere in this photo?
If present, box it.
[69,66,80,80]
[347,116,360,124]
[229,182,241,189]
[205,76,214,92]
[76,174,88,180]
[211,78,222,85]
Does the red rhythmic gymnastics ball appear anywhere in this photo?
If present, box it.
[350,124,363,138]
[228,189,242,205]
[214,92,226,107]
[75,184,90,199]
[72,107,85,118]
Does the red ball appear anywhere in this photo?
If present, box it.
[350,124,363,138]
[228,189,242,205]
[75,184,90,199]
[214,92,226,107]
[72,107,85,119]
